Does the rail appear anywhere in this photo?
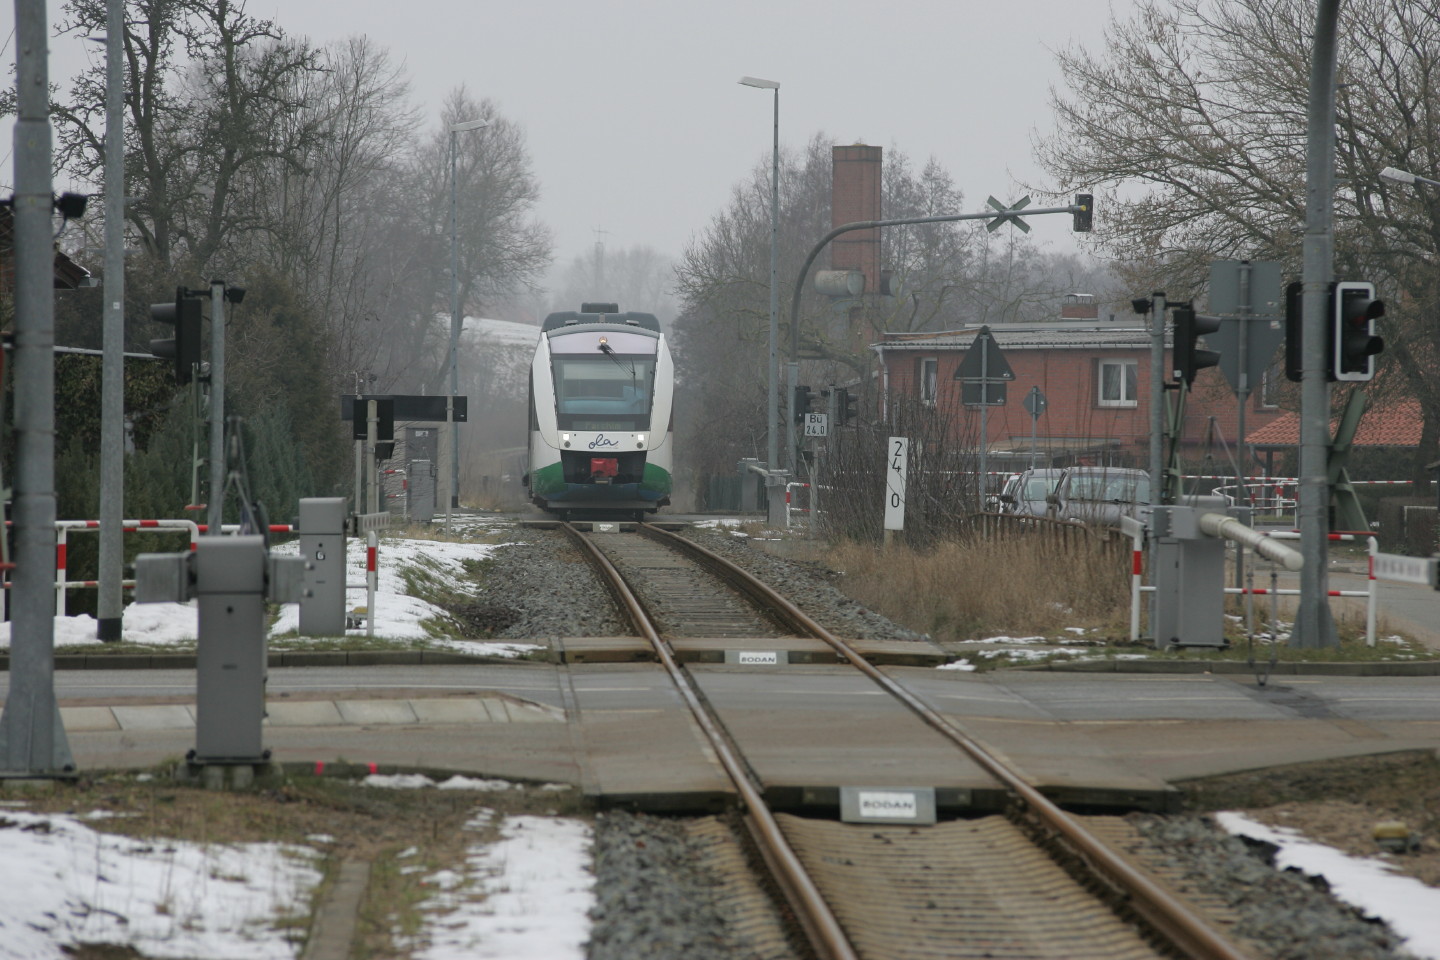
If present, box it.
[628,522,1251,960]
[559,522,857,960]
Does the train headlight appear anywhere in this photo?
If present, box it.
[636,433,646,448]
[562,433,571,448]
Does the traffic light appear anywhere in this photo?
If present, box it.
[149,287,202,384]
[1171,303,1221,385]
[1072,193,1093,232]
[1332,281,1385,381]
[835,387,858,425]
[792,384,811,424]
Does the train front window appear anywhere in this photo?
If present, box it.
[553,356,656,430]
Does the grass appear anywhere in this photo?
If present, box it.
[808,530,1438,669]
[12,763,595,960]
[825,533,1133,642]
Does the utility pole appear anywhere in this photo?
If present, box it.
[0,0,76,776]
[97,0,125,641]
[1296,0,1343,648]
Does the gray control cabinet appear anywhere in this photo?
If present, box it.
[409,459,436,523]
[1151,506,1226,648]
[298,497,347,636]
[194,536,269,762]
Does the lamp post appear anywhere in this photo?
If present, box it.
[739,76,781,475]
[448,118,488,529]
[1381,165,1440,189]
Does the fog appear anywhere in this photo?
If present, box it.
[22,0,1127,270]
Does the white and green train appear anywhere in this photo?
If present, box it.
[524,303,673,519]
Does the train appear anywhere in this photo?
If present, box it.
[524,303,674,519]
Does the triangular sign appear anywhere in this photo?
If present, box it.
[953,325,1015,381]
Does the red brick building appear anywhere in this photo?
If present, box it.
[871,303,1287,472]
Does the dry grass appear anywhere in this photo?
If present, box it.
[827,533,1131,641]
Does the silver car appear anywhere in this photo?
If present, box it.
[1047,467,1151,526]
[998,468,1065,517]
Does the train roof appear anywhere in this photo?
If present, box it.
[542,303,661,333]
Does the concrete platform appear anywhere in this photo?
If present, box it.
[17,662,1440,815]
[554,636,951,667]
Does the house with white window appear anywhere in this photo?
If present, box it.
[870,304,1285,471]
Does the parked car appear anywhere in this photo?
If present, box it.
[1047,467,1151,527]
[984,473,1020,512]
[997,468,1065,517]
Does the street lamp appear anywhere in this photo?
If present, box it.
[448,117,488,528]
[1381,165,1440,188]
[738,76,782,476]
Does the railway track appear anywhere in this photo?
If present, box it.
[561,520,1255,960]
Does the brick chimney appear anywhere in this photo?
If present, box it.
[1059,293,1099,320]
[831,145,882,295]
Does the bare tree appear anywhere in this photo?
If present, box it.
[1037,0,1440,476]
[54,0,326,271]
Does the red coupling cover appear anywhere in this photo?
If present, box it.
[591,457,620,479]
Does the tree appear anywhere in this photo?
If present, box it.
[546,243,679,320]
[1037,0,1440,478]
[672,134,1100,490]
[54,0,326,272]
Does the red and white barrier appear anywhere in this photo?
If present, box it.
[1129,528,1380,645]
[52,519,200,615]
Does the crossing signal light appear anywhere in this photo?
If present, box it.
[1171,303,1221,385]
[792,384,811,424]
[836,387,858,425]
[1072,193,1093,232]
[149,287,201,384]
[1332,281,1385,382]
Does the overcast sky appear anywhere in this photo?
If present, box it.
[21,0,1131,270]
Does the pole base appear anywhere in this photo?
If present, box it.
[96,617,122,643]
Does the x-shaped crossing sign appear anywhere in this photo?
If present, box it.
[985,195,1032,233]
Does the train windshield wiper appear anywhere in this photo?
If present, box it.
[599,341,636,379]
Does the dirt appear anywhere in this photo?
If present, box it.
[1180,749,1440,887]
[17,763,594,960]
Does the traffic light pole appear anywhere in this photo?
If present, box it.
[97,0,125,642]
[207,281,227,536]
[0,0,75,777]
[1297,0,1342,648]
[1147,294,1167,507]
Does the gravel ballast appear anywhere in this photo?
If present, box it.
[466,521,1422,959]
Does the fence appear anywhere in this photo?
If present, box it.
[1123,524,1382,645]
[2,520,300,615]
[53,519,200,615]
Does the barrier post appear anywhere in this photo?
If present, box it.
[55,526,67,615]
[1366,536,1378,647]
[366,530,378,639]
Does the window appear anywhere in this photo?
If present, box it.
[1098,359,1138,407]
[918,357,938,404]
[552,355,656,430]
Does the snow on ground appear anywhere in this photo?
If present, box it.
[396,808,594,960]
[0,518,588,959]
[1218,812,1440,960]
[0,516,540,659]
[0,808,320,960]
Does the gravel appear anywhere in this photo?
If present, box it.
[587,811,758,960]
[470,531,629,639]
[466,521,1419,959]
[1129,813,1408,959]
[471,524,926,644]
